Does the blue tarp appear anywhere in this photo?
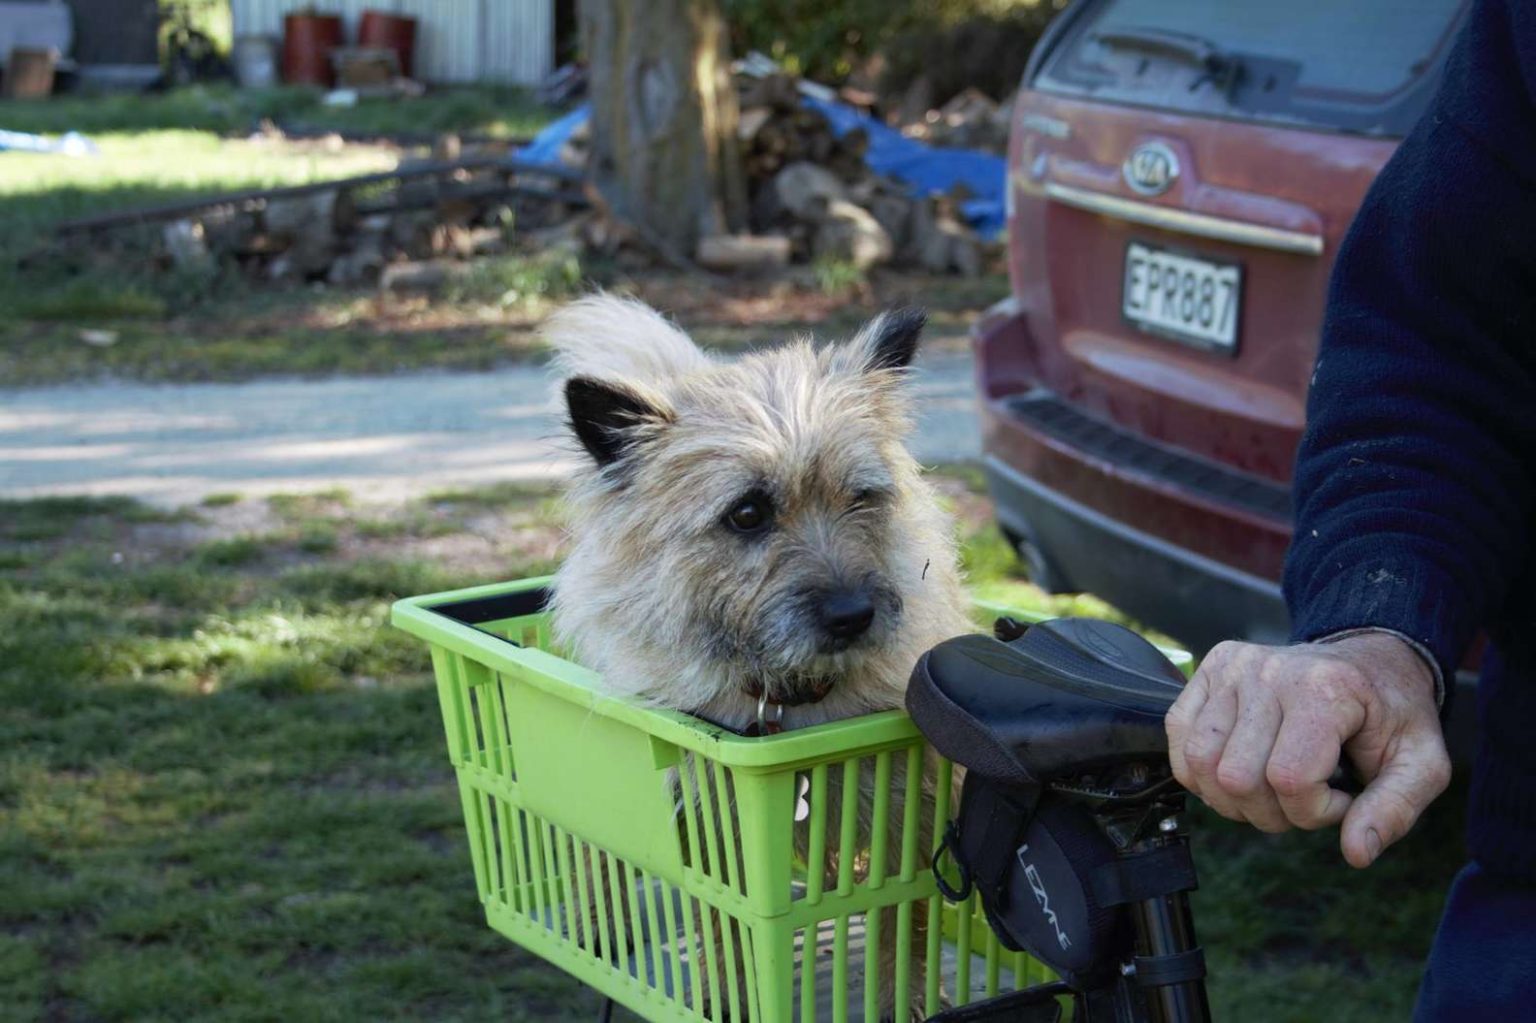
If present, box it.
[517,93,1007,237]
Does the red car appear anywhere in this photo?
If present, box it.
[975,0,1471,654]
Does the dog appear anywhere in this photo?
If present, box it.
[545,294,973,1017]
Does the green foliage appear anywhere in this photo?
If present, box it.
[13,281,168,322]
[446,249,585,309]
[811,255,867,297]
[880,7,1063,104]
[725,0,1065,94]
[0,84,550,139]
[195,535,267,568]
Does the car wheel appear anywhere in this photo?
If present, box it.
[1002,525,1075,594]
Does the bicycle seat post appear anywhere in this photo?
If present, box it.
[1114,799,1210,1023]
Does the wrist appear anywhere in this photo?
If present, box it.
[1315,629,1442,708]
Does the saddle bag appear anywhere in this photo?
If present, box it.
[909,618,1196,988]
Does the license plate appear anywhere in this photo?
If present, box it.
[1123,242,1241,352]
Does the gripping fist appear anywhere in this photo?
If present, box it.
[1165,633,1451,868]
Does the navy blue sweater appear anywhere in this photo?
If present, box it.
[1284,0,1536,880]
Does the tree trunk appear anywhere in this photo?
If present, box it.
[581,0,747,258]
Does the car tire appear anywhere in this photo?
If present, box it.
[1002,524,1075,594]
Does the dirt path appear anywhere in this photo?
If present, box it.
[1,348,980,505]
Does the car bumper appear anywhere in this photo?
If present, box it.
[972,299,1292,653]
[982,454,1289,653]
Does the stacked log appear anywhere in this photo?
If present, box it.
[693,71,992,276]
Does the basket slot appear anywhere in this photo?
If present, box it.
[835,759,861,897]
[494,673,518,779]
[680,754,747,900]
[899,746,923,882]
[984,926,1002,999]
[924,893,944,1015]
[524,811,550,925]
[803,764,830,906]
[893,899,915,1022]
[552,826,583,948]
[954,890,974,1001]
[492,796,519,914]
[634,865,662,1000]
[864,903,882,1022]
[621,860,647,992]
[721,904,747,1023]
[697,755,724,890]
[469,667,504,775]
[869,752,893,889]
[695,761,728,891]
[542,821,567,930]
[799,917,819,1023]
[737,916,762,1023]
[658,868,686,1006]
[676,891,703,1016]
[457,783,491,901]
[694,893,725,1021]
[589,846,615,965]
[710,760,749,899]
[831,913,851,1023]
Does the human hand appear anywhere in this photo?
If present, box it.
[1165,633,1451,867]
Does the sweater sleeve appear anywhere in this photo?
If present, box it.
[1283,0,1536,685]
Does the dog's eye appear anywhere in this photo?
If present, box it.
[724,494,773,535]
[851,488,888,510]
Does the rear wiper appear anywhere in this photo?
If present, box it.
[1094,26,1246,94]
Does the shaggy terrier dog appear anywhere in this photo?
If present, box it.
[547,294,972,731]
[545,294,973,1015]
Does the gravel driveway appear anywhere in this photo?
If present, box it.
[0,348,980,505]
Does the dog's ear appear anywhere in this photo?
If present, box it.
[853,307,926,373]
[565,376,670,467]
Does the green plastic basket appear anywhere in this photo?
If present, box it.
[392,576,1065,1021]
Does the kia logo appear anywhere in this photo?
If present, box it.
[1123,142,1179,196]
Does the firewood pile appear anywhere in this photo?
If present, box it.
[705,72,994,276]
[553,70,998,277]
[48,67,1005,292]
[49,144,584,293]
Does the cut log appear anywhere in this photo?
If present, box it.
[738,106,773,142]
[380,259,460,293]
[162,220,213,272]
[812,200,893,270]
[771,162,847,221]
[696,233,791,272]
[263,190,338,241]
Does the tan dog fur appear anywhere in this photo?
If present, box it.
[545,295,972,1017]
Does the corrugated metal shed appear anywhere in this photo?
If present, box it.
[231,0,553,85]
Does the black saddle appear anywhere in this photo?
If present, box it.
[907,619,1198,998]
[906,617,1186,786]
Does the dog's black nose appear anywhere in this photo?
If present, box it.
[819,592,875,640]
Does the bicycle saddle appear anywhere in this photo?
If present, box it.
[906,618,1187,787]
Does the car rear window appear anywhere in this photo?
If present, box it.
[1034,0,1468,136]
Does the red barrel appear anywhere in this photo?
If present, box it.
[282,12,344,87]
[358,10,418,79]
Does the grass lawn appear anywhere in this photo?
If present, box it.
[0,265,1007,387]
[0,470,1465,1021]
[0,84,555,345]
[0,84,553,142]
